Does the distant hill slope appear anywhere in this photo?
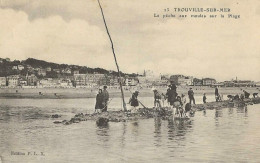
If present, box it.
[0,58,137,77]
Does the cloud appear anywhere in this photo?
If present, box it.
[0,0,259,81]
[0,8,118,68]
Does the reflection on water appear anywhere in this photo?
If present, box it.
[96,125,110,146]
[154,117,162,147]
[203,110,206,116]
[214,109,223,127]
[0,99,260,162]
[121,122,127,148]
[167,118,193,141]
[131,121,139,136]
[215,108,223,118]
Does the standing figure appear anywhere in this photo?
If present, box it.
[203,93,207,104]
[215,87,219,102]
[130,91,139,113]
[153,89,162,108]
[165,85,171,106]
[188,88,195,104]
[102,86,109,112]
[95,89,104,113]
[169,85,178,106]
[166,83,178,115]
[215,87,219,97]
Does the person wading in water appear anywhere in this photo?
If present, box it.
[153,89,162,109]
[102,86,109,112]
[129,91,139,113]
[203,93,207,104]
[188,88,195,104]
[166,82,178,115]
[95,89,104,113]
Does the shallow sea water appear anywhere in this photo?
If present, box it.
[0,96,260,163]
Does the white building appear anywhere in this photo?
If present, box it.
[74,74,87,86]
[178,77,193,86]
[59,79,73,87]
[19,80,27,86]
[125,77,138,86]
[7,75,19,87]
[62,68,71,74]
[0,77,6,86]
[18,65,24,70]
[38,78,56,87]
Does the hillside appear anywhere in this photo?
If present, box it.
[0,58,137,77]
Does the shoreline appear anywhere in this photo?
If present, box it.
[1,87,259,99]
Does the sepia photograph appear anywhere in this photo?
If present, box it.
[0,0,260,162]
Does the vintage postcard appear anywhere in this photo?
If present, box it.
[0,0,259,162]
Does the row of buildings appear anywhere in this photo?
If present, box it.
[163,75,217,86]
[167,75,259,87]
[0,73,139,88]
[0,68,259,88]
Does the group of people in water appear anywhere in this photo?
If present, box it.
[128,82,194,117]
[95,82,259,117]
[227,88,258,102]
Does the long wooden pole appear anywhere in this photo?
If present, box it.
[97,0,127,111]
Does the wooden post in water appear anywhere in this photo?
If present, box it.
[97,0,127,111]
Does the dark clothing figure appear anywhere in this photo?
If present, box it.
[130,92,139,107]
[188,88,195,104]
[234,94,240,100]
[203,94,207,103]
[215,87,219,102]
[170,83,177,92]
[215,88,219,96]
[189,96,195,104]
[244,91,250,98]
[102,88,109,112]
[169,90,178,105]
[166,88,171,103]
[185,103,191,113]
[166,84,178,106]
[95,90,104,110]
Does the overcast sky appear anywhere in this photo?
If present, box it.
[0,0,259,81]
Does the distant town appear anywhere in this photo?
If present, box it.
[0,57,259,89]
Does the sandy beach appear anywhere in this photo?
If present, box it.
[0,86,259,99]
